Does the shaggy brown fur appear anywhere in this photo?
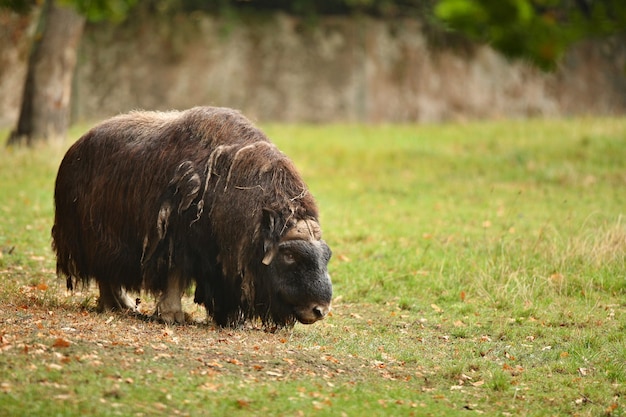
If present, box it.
[52,107,332,326]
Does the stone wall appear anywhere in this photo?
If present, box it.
[2,11,625,127]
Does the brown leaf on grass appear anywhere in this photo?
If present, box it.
[337,254,351,262]
[323,354,340,364]
[52,338,70,348]
[550,272,564,283]
[236,399,251,409]
[502,363,524,376]
[206,361,223,369]
[200,382,220,391]
[153,402,167,411]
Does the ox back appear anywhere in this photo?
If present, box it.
[52,106,332,327]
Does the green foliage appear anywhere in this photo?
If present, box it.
[435,0,626,69]
[63,0,137,22]
[1,118,625,416]
[0,0,137,21]
[142,0,435,18]
[0,0,34,13]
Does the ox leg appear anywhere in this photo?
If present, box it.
[97,282,138,313]
[155,268,186,324]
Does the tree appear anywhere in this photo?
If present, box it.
[3,0,136,147]
[7,0,84,146]
[434,0,626,70]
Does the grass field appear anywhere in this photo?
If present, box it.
[0,118,624,416]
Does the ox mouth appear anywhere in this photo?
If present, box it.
[294,303,331,324]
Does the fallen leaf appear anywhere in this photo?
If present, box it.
[550,272,564,283]
[236,399,250,409]
[52,338,70,348]
[430,304,443,313]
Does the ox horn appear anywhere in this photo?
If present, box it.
[283,219,322,242]
[262,219,321,266]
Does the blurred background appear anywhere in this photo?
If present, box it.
[1,0,625,144]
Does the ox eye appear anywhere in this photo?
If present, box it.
[282,252,296,264]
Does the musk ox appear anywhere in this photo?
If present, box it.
[52,106,332,327]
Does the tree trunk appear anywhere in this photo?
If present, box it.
[7,0,85,147]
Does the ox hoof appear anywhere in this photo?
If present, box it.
[97,283,138,313]
[155,308,186,325]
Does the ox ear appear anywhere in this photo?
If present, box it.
[261,208,279,265]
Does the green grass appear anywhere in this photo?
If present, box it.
[1,118,625,416]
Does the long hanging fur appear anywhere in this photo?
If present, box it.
[52,107,322,326]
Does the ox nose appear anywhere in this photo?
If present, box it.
[312,304,330,319]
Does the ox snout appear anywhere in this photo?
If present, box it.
[294,302,332,324]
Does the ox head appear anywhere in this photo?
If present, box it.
[262,213,333,324]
